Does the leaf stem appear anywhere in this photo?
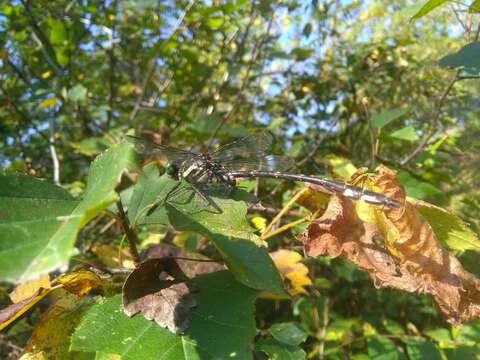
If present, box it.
[262,187,310,238]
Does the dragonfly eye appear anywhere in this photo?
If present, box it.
[165,163,178,178]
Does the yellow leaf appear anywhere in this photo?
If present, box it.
[38,97,58,108]
[10,274,51,303]
[40,71,51,79]
[55,270,104,296]
[251,216,267,232]
[24,291,93,359]
[19,352,48,360]
[92,243,134,268]
[0,288,52,331]
[324,155,358,180]
[270,249,312,296]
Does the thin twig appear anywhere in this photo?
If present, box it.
[128,0,196,124]
[400,70,461,165]
[116,201,141,267]
[207,8,276,146]
[247,203,306,217]
[262,187,310,238]
[21,0,63,76]
[106,0,118,129]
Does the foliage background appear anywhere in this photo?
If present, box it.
[1,0,480,358]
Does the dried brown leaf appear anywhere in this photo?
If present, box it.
[122,258,196,334]
[299,165,480,324]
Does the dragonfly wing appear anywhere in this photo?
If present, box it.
[126,135,195,165]
[211,131,274,163]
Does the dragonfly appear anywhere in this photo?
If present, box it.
[127,132,399,212]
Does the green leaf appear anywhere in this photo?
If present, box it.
[469,0,480,13]
[188,113,221,137]
[424,328,452,342]
[410,0,449,20]
[388,126,419,141]
[71,271,258,360]
[415,202,480,251]
[372,108,408,129]
[0,174,77,282]
[255,338,306,360]
[403,338,442,360]
[69,137,109,156]
[382,319,405,335]
[438,42,480,75]
[48,19,67,45]
[443,346,478,360]
[303,23,312,37]
[396,170,443,200]
[68,84,87,102]
[166,183,285,296]
[367,336,400,360]
[127,163,172,230]
[13,142,136,281]
[291,47,313,61]
[205,16,224,30]
[268,322,308,346]
[268,117,286,130]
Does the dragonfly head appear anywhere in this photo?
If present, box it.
[165,162,179,179]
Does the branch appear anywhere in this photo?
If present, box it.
[116,201,141,267]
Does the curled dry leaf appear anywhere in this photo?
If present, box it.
[299,165,480,325]
[122,258,196,334]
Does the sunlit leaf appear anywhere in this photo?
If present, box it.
[68,84,87,102]
[410,0,448,20]
[469,0,480,13]
[205,16,224,30]
[388,126,419,141]
[372,108,408,129]
[0,174,77,282]
[269,250,312,296]
[38,97,58,108]
[411,199,480,252]
[0,142,137,282]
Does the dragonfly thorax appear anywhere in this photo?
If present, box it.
[178,154,236,187]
